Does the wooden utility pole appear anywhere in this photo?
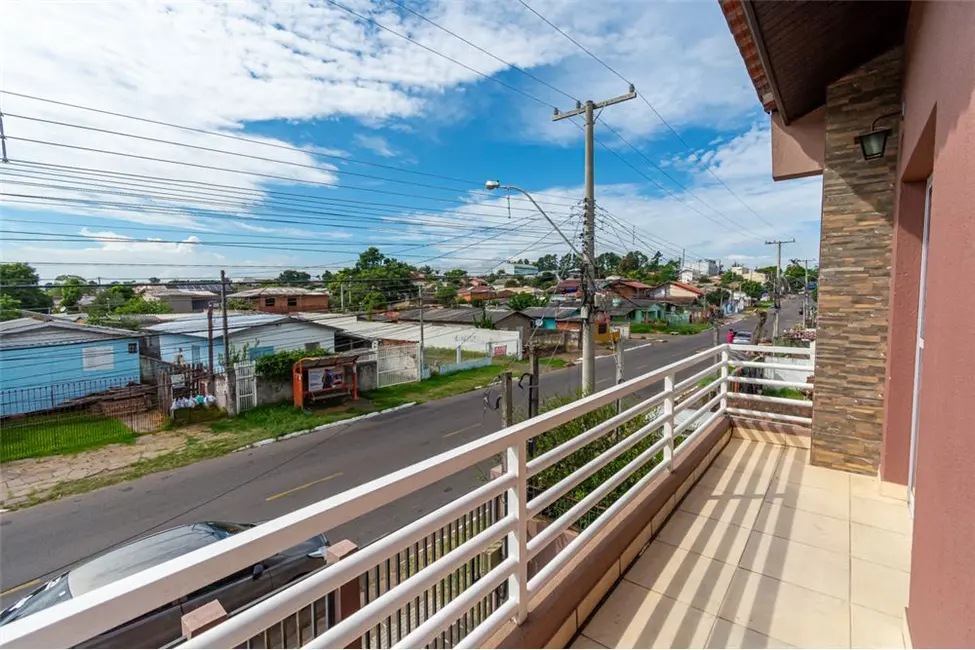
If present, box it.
[500,371,514,428]
[553,85,636,395]
[765,239,795,338]
[206,306,215,385]
[220,270,235,411]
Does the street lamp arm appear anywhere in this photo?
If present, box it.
[500,184,585,261]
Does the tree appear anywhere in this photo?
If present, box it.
[740,279,764,300]
[720,271,745,286]
[558,253,581,278]
[277,269,312,285]
[534,254,558,272]
[59,278,86,309]
[148,276,161,284]
[507,293,546,311]
[705,288,731,306]
[595,252,621,278]
[0,295,21,321]
[444,269,468,285]
[617,251,647,275]
[0,263,52,311]
[357,247,386,271]
[360,291,387,315]
[227,297,254,310]
[112,297,174,315]
[504,279,521,288]
[435,284,457,307]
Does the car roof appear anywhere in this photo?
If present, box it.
[67,524,220,595]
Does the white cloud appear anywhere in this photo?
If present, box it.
[354,134,397,158]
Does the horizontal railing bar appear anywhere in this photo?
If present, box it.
[526,391,668,478]
[729,376,814,390]
[528,455,673,596]
[527,435,669,560]
[455,598,519,650]
[730,343,812,355]
[674,408,726,455]
[729,360,814,372]
[178,475,515,649]
[727,392,813,407]
[392,557,515,649]
[306,516,516,649]
[726,408,812,425]
[527,411,669,518]
[673,359,725,394]
[675,392,724,437]
[4,348,725,649]
[673,377,723,416]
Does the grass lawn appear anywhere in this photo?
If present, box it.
[365,364,504,410]
[1,413,137,463]
[538,358,569,368]
[208,402,374,439]
[631,322,711,335]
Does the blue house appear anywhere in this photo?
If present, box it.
[0,318,142,416]
[143,313,338,372]
[521,307,581,330]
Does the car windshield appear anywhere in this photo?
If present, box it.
[0,575,72,626]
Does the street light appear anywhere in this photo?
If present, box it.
[484,181,584,260]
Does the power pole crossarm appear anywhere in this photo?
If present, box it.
[765,239,795,339]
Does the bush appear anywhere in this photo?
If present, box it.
[255,347,330,380]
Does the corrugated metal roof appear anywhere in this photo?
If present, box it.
[396,308,521,324]
[0,318,140,349]
[144,313,336,338]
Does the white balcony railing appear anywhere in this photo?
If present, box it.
[0,343,813,650]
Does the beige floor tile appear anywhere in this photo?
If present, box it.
[569,635,609,649]
[765,480,850,520]
[706,618,795,649]
[655,510,752,563]
[712,440,782,476]
[738,530,850,600]
[851,523,911,572]
[851,604,905,649]
[582,580,714,649]
[698,459,776,495]
[773,457,851,494]
[718,568,850,648]
[753,500,850,554]
[851,558,910,617]
[624,541,737,614]
[680,482,767,529]
[851,496,911,535]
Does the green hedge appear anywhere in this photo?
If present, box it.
[255,347,330,380]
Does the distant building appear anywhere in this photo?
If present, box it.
[498,262,539,277]
[602,279,653,300]
[395,307,532,343]
[142,288,218,313]
[648,281,705,303]
[228,287,330,314]
[683,259,722,279]
[730,264,768,284]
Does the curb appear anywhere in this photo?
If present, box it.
[232,402,418,452]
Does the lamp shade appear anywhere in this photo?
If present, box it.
[857,128,891,161]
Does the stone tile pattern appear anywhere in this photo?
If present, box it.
[813,46,904,474]
[578,439,912,649]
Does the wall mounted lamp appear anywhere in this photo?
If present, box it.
[855,111,900,161]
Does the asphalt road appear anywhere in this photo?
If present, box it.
[0,307,799,601]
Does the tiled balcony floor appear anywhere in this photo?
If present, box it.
[572,438,913,649]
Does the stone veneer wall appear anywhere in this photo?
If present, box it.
[812,47,903,474]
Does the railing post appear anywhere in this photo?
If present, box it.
[663,372,675,468]
[327,539,363,650]
[720,345,730,411]
[506,441,529,624]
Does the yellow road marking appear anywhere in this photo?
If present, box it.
[444,423,479,438]
[265,472,343,502]
[0,578,40,597]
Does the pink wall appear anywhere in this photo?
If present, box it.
[771,107,825,181]
[891,2,975,646]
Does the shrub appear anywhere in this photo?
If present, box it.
[256,347,330,380]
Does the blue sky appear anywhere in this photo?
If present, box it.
[0,0,823,282]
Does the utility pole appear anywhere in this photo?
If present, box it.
[418,287,425,375]
[206,305,215,385]
[764,239,795,339]
[500,370,514,428]
[792,258,816,328]
[553,85,636,395]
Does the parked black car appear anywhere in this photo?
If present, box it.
[0,522,328,648]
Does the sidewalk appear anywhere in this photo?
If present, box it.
[1,428,206,509]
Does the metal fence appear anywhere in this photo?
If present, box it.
[360,496,505,649]
[376,343,421,388]
[236,361,257,413]
[0,377,164,462]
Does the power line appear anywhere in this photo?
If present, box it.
[515,0,780,231]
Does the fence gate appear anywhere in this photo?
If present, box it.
[376,343,420,388]
[235,361,257,413]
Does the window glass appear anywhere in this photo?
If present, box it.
[264,297,276,307]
